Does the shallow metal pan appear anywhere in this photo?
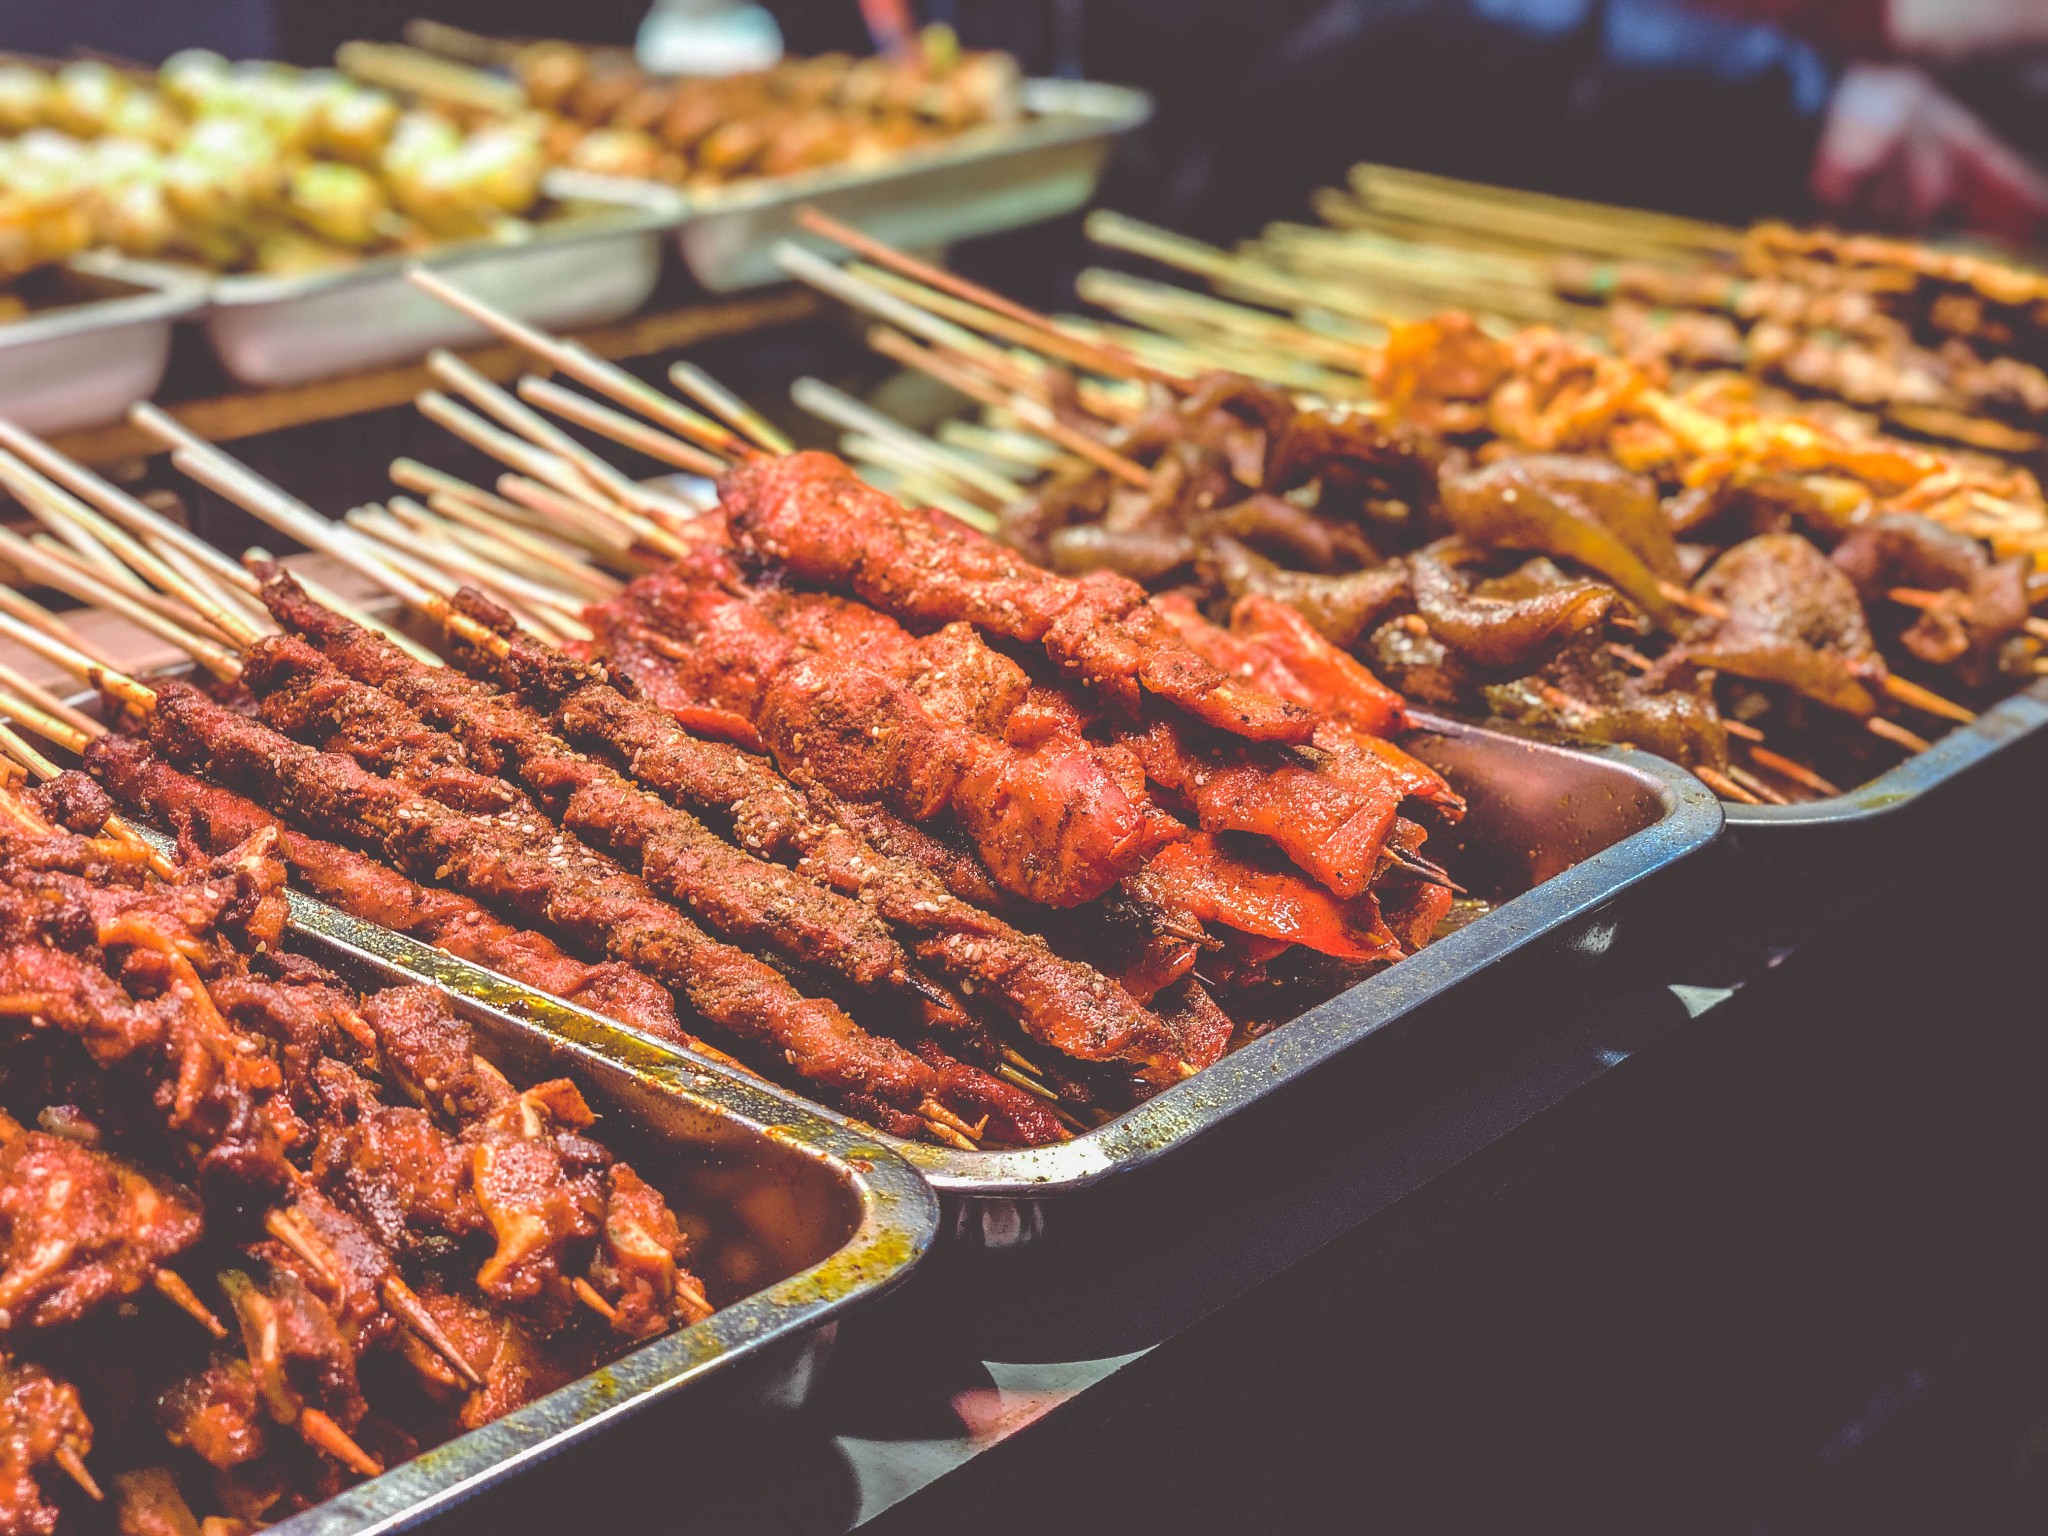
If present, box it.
[0,258,206,433]
[1720,677,2048,831]
[95,173,683,388]
[358,711,1717,1245]
[248,883,939,1536]
[669,78,1151,292]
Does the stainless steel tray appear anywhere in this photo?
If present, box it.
[367,711,1717,1245]
[670,78,1151,292]
[0,258,206,433]
[1722,677,2048,830]
[98,173,683,388]
[257,884,938,1536]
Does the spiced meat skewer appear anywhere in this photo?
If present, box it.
[84,733,703,1057]
[436,586,1196,1078]
[124,675,953,1139]
[239,594,977,1045]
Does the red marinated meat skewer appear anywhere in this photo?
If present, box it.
[753,575,1459,901]
[586,563,1431,967]
[438,588,1199,1077]
[251,579,1181,1106]
[721,450,1319,743]
[235,606,1077,1135]
[585,562,1181,908]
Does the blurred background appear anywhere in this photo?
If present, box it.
[9,0,2048,244]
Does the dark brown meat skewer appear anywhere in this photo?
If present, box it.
[244,584,975,1041]
[131,677,946,1133]
[84,734,699,1055]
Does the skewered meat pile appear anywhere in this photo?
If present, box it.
[54,445,1469,1148]
[1001,352,2043,800]
[500,29,1024,190]
[1551,224,2048,456]
[0,54,547,279]
[0,766,712,1533]
[1134,166,2048,462]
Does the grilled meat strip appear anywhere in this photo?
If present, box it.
[85,734,694,1052]
[136,679,940,1126]
[249,582,965,1034]
[442,592,1187,1077]
[722,450,1317,743]
[586,562,1180,907]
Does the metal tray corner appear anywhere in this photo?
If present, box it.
[1722,676,2048,831]
[0,258,209,434]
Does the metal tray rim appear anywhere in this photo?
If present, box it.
[661,76,1152,221]
[1723,675,2048,828]
[253,887,940,1536]
[86,172,686,311]
[890,717,1723,1195]
[0,257,209,349]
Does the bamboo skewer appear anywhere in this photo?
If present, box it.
[403,267,748,461]
[1889,584,2048,644]
[0,452,153,600]
[343,510,569,643]
[0,527,242,681]
[413,490,622,599]
[416,391,600,508]
[0,420,264,602]
[797,203,1164,385]
[867,327,1153,489]
[1867,716,1934,753]
[1076,268,1379,375]
[357,505,593,641]
[1877,672,1976,725]
[141,536,275,638]
[391,458,553,536]
[493,475,655,560]
[415,392,698,564]
[22,534,241,650]
[0,659,98,739]
[666,362,794,455]
[839,264,1147,423]
[427,351,660,516]
[50,1446,100,1503]
[513,378,728,481]
[126,413,439,620]
[0,710,173,879]
[791,377,1025,506]
[0,453,195,626]
[382,499,581,595]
